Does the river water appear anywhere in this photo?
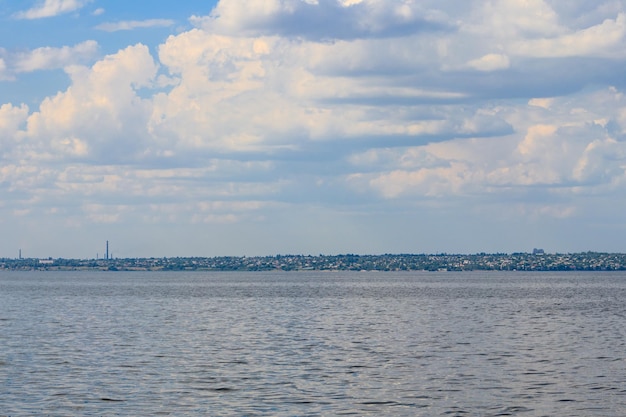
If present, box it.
[1,271,625,416]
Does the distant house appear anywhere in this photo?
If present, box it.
[38,259,54,265]
[532,248,545,255]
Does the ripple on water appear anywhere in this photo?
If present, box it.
[1,271,625,416]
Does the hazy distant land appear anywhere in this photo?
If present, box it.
[3,252,626,272]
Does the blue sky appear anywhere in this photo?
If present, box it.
[2,0,626,258]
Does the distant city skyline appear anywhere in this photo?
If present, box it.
[2,1,626,258]
[4,252,626,273]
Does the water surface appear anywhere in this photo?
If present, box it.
[1,271,625,416]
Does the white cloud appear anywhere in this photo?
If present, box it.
[5,0,626,255]
[449,0,626,75]
[347,85,626,208]
[191,0,453,40]
[24,44,158,162]
[11,41,98,73]
[528,98,554,109]
[466,53,510,72]
[475,0,564,38]
[512,13,626,58]
[0,103,30,157]
[573,138,626,183]
[0,103,29,133]
[0,41,98,83]
[95,19,176,32]
[14,0,92,19]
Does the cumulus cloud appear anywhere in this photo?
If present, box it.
[5,0,626,255]
[474,0,564,38]
[511,13,626,58]
[461,0,626,58]
[0,103,30,158]
[573,138,626,183]
[191,0,453,41]
[25,44,158,163]
[95,19,176,32]
[14,0,92,19]
[11,0,626,177]
[348,86,626,206]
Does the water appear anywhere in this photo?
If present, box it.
[1,271,625,416]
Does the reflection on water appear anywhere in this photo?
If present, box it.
[1,271,625,416]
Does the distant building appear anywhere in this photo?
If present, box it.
[532,248,545,255]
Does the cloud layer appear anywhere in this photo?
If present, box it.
[3,0,626,257]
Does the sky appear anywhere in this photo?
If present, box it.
[2,0,626,258]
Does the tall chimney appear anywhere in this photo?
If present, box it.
[106,240,109,260]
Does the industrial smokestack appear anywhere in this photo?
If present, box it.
[106,240,109,260]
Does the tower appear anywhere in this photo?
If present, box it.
[106,240,109,260]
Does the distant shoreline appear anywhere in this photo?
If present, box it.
[3,252,626,272]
